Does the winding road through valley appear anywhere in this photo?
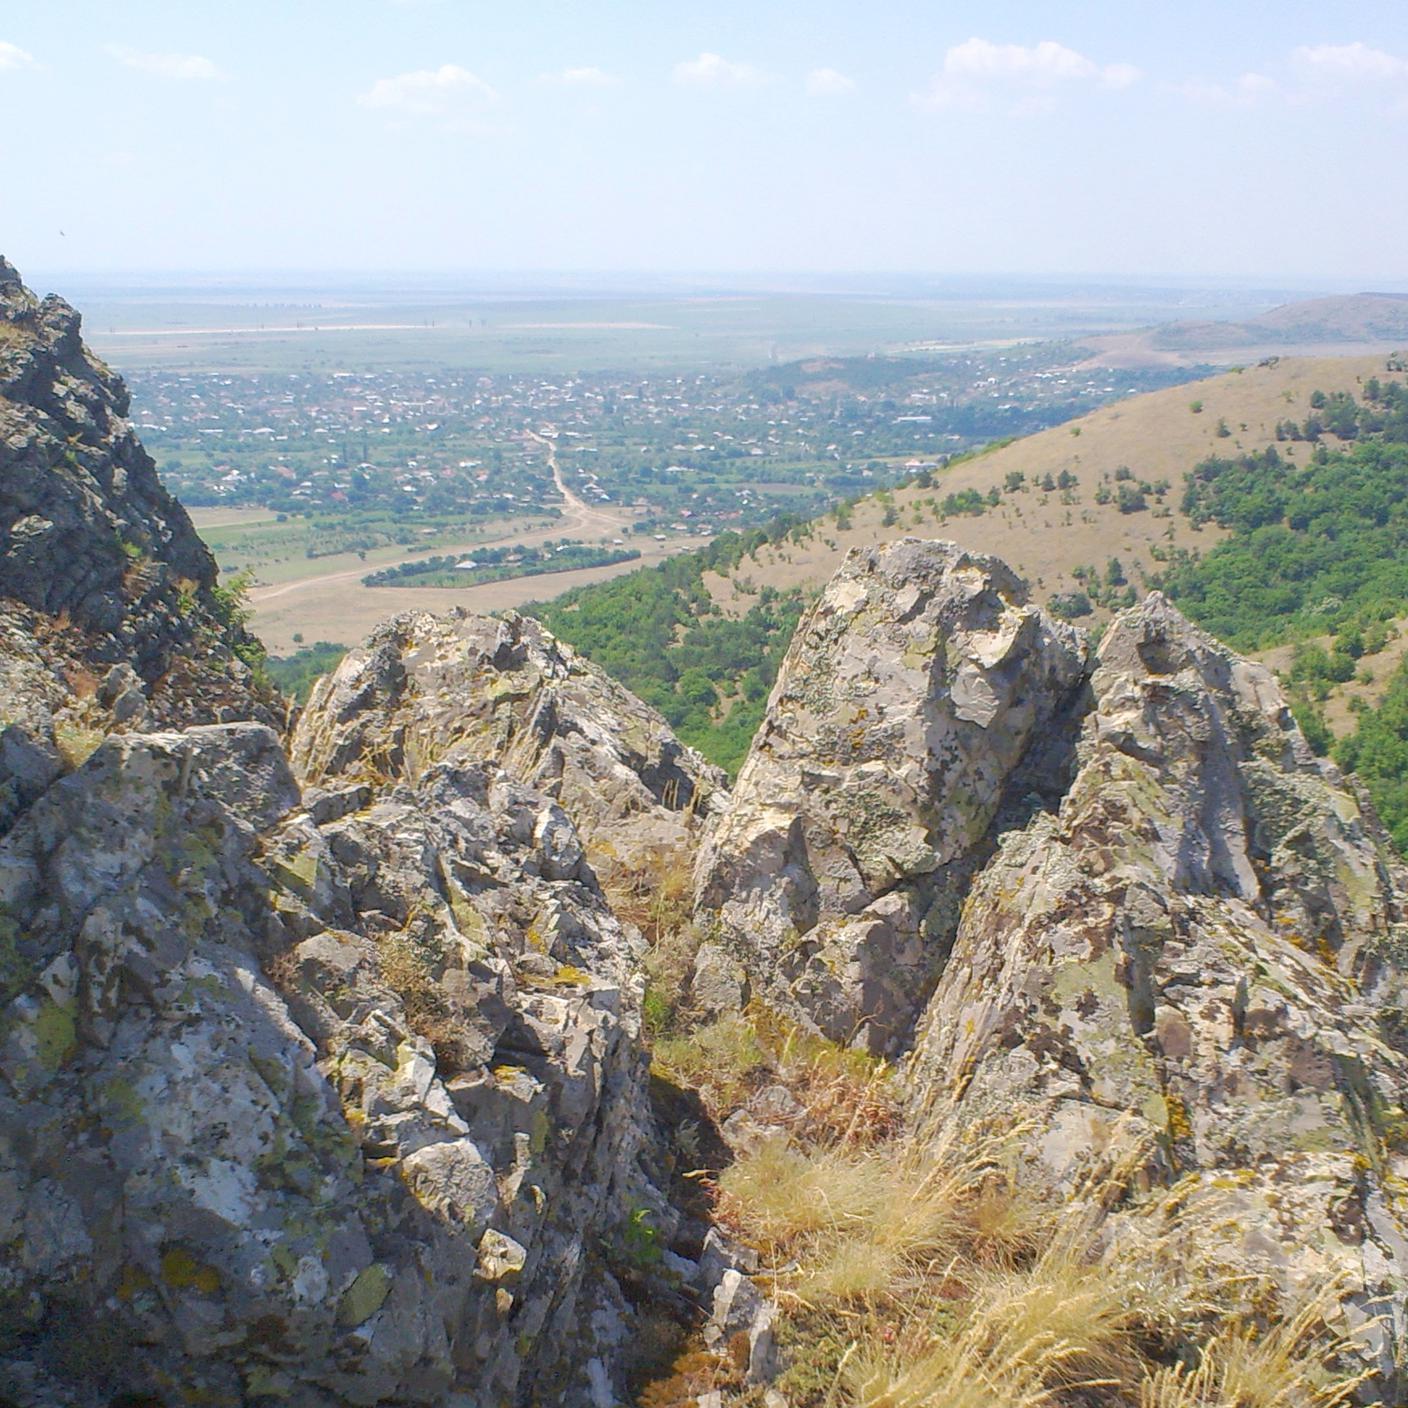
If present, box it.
[242,429,699,653]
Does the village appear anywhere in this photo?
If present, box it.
[127,344,1183,539]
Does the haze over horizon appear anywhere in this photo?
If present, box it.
[3,1,1407,283]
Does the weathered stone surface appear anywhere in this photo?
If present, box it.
[906,593,1408,1389]
[0,257,279,783]
[0,260,746,1400]
[291,608,728,881]
[0,720,683,1404]
[695,539,1087,1053]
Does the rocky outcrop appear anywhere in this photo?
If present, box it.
[10,254,1408,1401]
[907,593,1408,1386]
[292,608,728,880]
[0,262,747,1404]
[0,257,278,831]
[701,546,1408,1390]
[0,719,700,1404]
[694,539,1087,1053]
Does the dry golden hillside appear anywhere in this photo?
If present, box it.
[706,353,1407,623]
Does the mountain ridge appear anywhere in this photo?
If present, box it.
[5,259,1408,1404]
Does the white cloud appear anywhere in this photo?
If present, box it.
[543,66,617,87]
[1102,62,1142,90]
[806,67,856,97]
[1169,71,1278,107]
[913,37,1140,111]
[672,51,764,88]
[1294,41,1408,81]
[106,44,223,81]
[0,41,36,71]
[358,64,498,127]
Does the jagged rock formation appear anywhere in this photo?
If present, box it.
[292,608,728,880]
[0,262,746,1406]
[0,258,278,834]
[10,256,1408,1401]
[0,722,687,1404]
[699,541,1408,1389]
[908,593,1408,1385]
[695,540,1087,1053]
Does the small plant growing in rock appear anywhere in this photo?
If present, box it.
[622,1208,662,1270]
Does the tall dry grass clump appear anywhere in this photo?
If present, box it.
[717,1106,1369,1408]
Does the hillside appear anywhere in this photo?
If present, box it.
[1084,292,1408,367]
[704,353,1405,621]
[535,352,1408,777]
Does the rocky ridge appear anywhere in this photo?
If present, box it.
[6,255,1408,1403]
[0,256,280,834]
[695,539,1089,1054]
[0,262,750,1406]
[696,538,1408,1390]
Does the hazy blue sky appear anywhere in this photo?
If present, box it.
[3,1,1406,279]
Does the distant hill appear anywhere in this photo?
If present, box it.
[1084,293,1408,367]
[537,351,1408,772]
[706,353,1405,622]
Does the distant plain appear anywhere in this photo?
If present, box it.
[64,273,1307,375]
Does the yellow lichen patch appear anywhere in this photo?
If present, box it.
[1165,1092,1194,1141]
[33,997,77,1070]
[53,718,106,770]
[160,1246,222,1295]
[521,964,593,990]
[272,850,319,897]
[336,1263,391,1327]
[115,1263,153,1302]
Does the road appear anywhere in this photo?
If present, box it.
[525,429,631,541]
[249,432,633,609]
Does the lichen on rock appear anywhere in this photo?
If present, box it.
[695,538,1089,1053]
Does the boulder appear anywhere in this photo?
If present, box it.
[291,607,729,882]
[695,539,1087,1053]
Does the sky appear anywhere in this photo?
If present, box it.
[2,1,1407,281]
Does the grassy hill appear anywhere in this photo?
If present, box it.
[1084,294,1408,368]
[704,354,1404,624]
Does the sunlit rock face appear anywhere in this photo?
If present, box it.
[292,607,729,881]
[0,714,687,1404]
[703,545,1408,1391]
[695,538,1088,1054]
[907,594,1408,1389]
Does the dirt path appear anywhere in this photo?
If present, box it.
[248,433,632,610]
[525,429,631,540]
[244,430,646,648]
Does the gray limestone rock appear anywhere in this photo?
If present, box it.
[0,719,690,1404]
[904,593,1408,1393]
[0,258,280,765]
[695,539,1088,1053]
[291,608,729,885]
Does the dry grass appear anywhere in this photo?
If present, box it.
[604,848,697,949]
[652,1006,899,1145]
[715,1107,1368,1408]
[377,928,472,1074]
[53,717,107,769]
[704,354,1408,630]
